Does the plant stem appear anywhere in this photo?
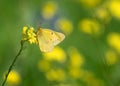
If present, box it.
[1,40,24,86]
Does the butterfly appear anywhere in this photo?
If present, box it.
[37,28,65,52]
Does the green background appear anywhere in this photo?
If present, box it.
[0,0,120,86]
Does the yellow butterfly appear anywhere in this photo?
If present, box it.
[37,28,65,52]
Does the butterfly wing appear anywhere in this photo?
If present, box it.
[37,28,65,52]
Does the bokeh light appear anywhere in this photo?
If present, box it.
[108,0,120,19]
[41,1,58,20]
[5,70,21,85]
[79,0,101,8]
[43,46,66,63]
[105,50,118,65]
[55,18,73,35]
[78,19,102,36]
[107,33,120,53]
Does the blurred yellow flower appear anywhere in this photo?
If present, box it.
[46,69,65,81]
[107,33,120,53]
[78,19,101,36]
[55,18,73,35]
[57,83,71,86]
[43,46,66,63]
[82,71,94,82]
[68,47,84,67]
[82,71,104,86]
[68,47,85,79]
[79,0,101,8]
[69,67,105,86]
[38,59,51,72]
[41,1,57,20]
[5,70,21,85]
[105,50,118,65]
[108,0,120,19]
[22,26,38,44]
[69,68,81,79]
[95,7,111,23]
[90,79,104,86]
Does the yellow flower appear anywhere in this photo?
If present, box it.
[68,47,84,67]
[27,27,38,44]
[5,70,21,85]
[78,19,101,36]
[82,71,104,86]
[105,50,118,65]
[68,47,85,79]
[38,59,51,72]
[79,0,101,8]
[55,18,73,35]
[107,33,120,53]
[22,26,28,34]
[69,68,81,79]
[41,1,57,20]
[46,69,65,81]
[43,46,66,63]
[22,26,38,44]
[57,83,71,86]
[95,7,111,23]
[108,0,120,19]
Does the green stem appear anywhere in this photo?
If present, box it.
[1,40,24,86]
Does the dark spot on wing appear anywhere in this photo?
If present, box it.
[51,32,53,35]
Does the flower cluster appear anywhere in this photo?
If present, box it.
[22,26,38,44]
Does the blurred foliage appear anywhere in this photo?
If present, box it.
[0,0,120,86]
